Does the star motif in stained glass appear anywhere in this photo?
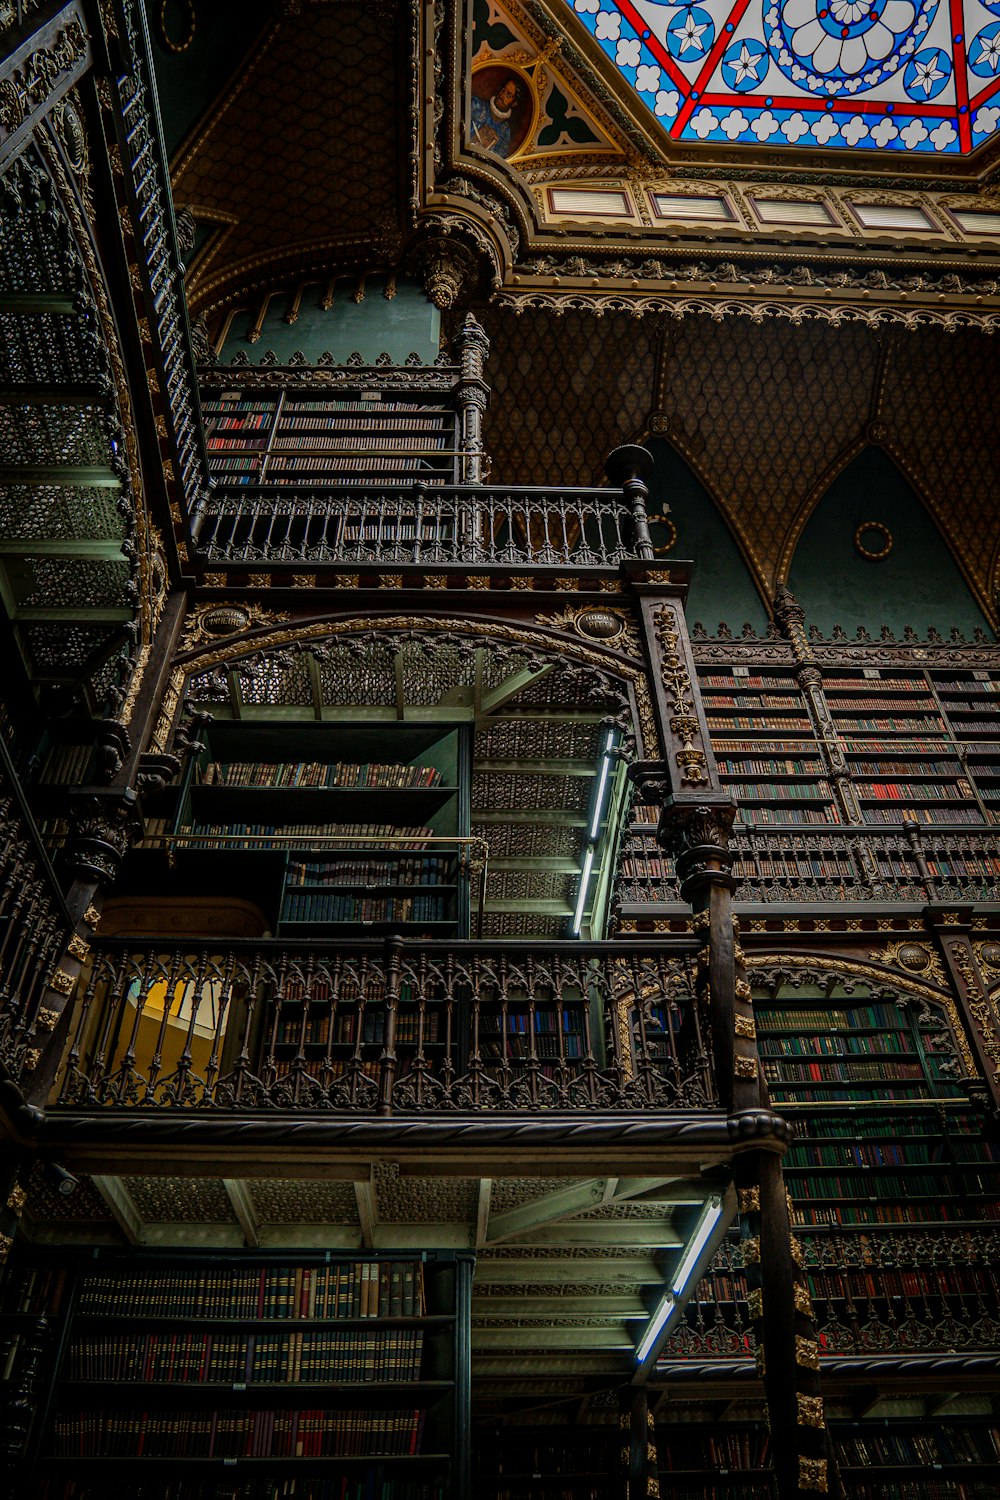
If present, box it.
[563,0,1000,155]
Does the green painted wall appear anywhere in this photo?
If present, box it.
[151,2,273,158]
[219,278,441,366]
[787,448,990,639]
[646,438,769,634]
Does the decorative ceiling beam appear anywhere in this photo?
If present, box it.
[0,541,126,559]
[222,1179,260,1249]
[485,1178,616,1244]
[0,466,120,487]
[91,1175,145,1246]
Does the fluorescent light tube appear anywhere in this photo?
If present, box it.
[634,1291,676,1364]
[570,845,595,935]
[670,1197,724,1297]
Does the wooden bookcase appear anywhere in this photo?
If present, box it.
[3,1250,472,1499]
[173,722,471,939]
[697,667,839,827]
[202,390,456,491]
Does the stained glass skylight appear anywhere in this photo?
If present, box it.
[563,0,1000,155]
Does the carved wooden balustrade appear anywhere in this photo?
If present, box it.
[0,740,73,1087]
[662,1225,1000,1363]
[56,938,715,1114]
[195,483,651,569]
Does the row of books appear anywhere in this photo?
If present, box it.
[480,1037,585,1061]
[38,1478,448,1498]
[715,758,825,774]
[186,824,433,849]
[203,764,443,789]
[704,716,812,731]
[848,759,965,775]
[205,413,272,429]
[836,1428,1000,1464]
[726,782,832,800]
[274,1013,441,1046]
[797,1109,978,1138]
[280,894,447,923]
[701,694,802,709]
[864,806,983,824]
[759,1033,914,1056]
[828,695,939,710]
[76,1263,426,1320]
[789,1172,981,1199]
[715,738,812,753]
[857,781,973,800]
[271,436,441,452]
[699,675,796,689]
[742,808,839,825]
[66,1329,425,1385]
[787,1141,943,1167]
[794,1202,973,1225]
[266,457,438,472]
[288,857,452,886]
[276,416,444,431]
[762,1059,925,1082]
[659,1432,770,1469]
[731,858,855,879]
[50,1408,427,1459]
[207,436,270,451]
[757,1002,911,1030]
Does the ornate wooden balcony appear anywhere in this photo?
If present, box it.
[195,482,652,571]
[56,937,715,1116]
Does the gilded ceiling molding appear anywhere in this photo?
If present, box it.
[497,290,1000,332]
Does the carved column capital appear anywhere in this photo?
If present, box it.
[66,789,142,885]
[658,794,738,897]
[405,218,498,310]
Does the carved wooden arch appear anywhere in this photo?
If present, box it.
[156,612,662,757]
[775,440,994,632]
[632,425,775,623]
[745,951,975,1079]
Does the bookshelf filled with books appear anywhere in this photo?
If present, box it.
[931,670,1000,822]
[696,668,840,827]
[202,388,456,492]
[822,669,987,827]
[172,722,470,938]
[756,985,996,1227]
[4,1250,472,1499]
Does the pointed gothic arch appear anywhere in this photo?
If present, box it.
[784,447,992,639]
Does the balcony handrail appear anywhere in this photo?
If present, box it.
[56,936,713,1116]
[195,482,645,568]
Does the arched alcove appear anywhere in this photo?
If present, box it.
[645,438,769,635]
[787,448,991,639]
[215,276,441,365]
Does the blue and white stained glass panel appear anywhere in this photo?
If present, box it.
[563,0,1000,155]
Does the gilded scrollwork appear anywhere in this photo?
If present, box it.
[653,606,709,787]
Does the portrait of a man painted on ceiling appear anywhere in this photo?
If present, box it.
[470,65,534,159]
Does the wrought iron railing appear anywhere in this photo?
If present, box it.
[617,824,1000,907]
[195,484,648,568]
[0,738,73,1084]
[107,1,209,527]
[56,939,714,1114]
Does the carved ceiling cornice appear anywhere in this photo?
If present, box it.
[416,0,1000,321]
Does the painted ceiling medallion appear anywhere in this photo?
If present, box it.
[562,0,1000,154]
